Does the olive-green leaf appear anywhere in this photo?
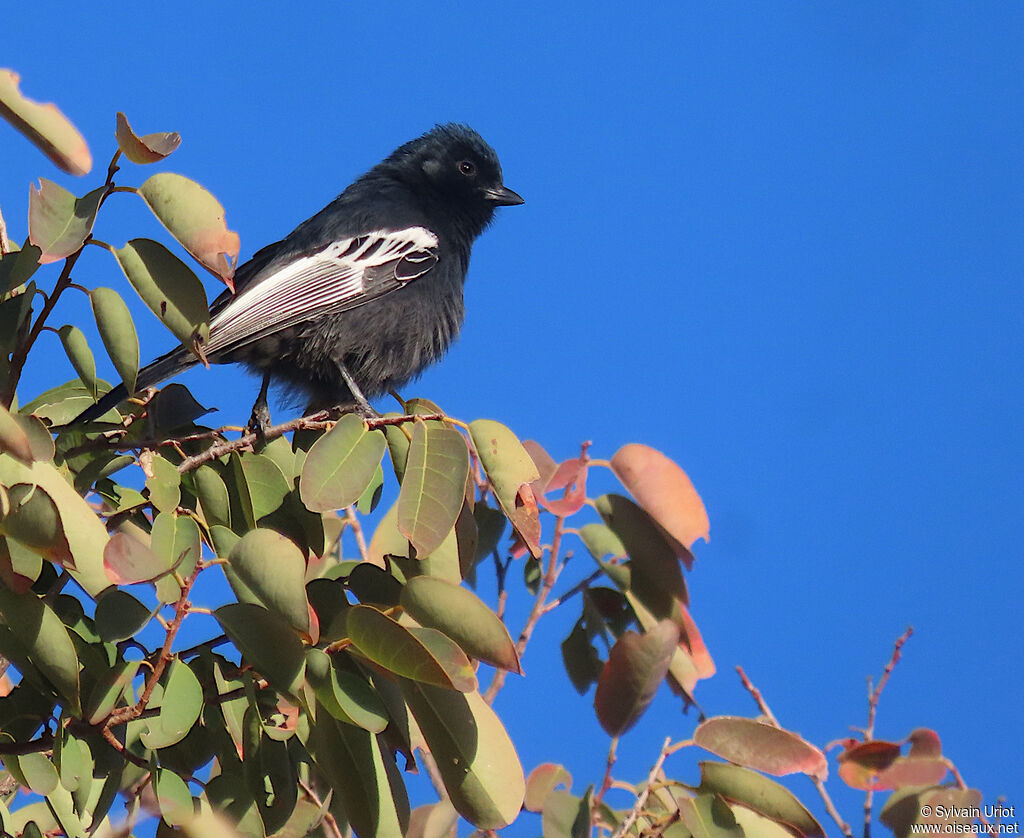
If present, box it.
[56,324,98,399]
[113,238,210,353]
[304,648,388,732]
[85,660,140,724]
[699,761,826,837]
[228,528,310,635]
[0,242,41,295]
[0,586,80,714]
[0,457,109,595]
[468,419,541,557]
[346,605,476,692]
[141,658,203,749]
[397,422,469,557]
[239,453,290,519]
[400,680,525,829]
[146,454,182,514]
[194,465,231,529]
[0,70,91,175]
[299,414,387,512]
[401,576,520,673]
[115,112,181,164]
[28,180,104,264]
[138,172,239,286]
[90,286,139,395]
[10,413,54,462]
[94,589,154,641]
[215,602,306,694]
[0,482,72,566]
[154,767,195,826]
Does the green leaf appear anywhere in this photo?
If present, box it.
[194,465,231,529]
[55,728,92,793]
[146,453,182,513]
[56,325,98,398]
[138,172,239,286]
[679,793,744,838]
[28,180,104,264]
[239,453,290,519]
[303,713,409,838]
[346,605,476,692]
[9,413,54,462]
[0,457,109,595]
[397,421,469,557]
[593,621,679,736]
[113,238,210,353]
[215,602,306,694]
[468,419,541,557]
[228,529,310,635]
[151,512,201,604]
[401,575,520,673]
[94,589,154,641]
[19,378,118,426]
[0,482,72,568]
[0,586,80,714]
[400,680,525,829]
[0,242,41,295]
[299,414,387,512]
[90,286,139,395]
[10,752,58,795]
[699,761,825,837]
[141,659,204,749]
[85,659,140,724]
[103,527,169,585]
[154,767,195,826]
[242,705,297,833]
[578,522,627,562]
[0,70,91,175]
[304,648,388,732]
[115,112,181,164]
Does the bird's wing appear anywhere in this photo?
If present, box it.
[204,226,439,357]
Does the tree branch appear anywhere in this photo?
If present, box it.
[736,666,853,838]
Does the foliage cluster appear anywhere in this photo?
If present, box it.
[0,71,991,838]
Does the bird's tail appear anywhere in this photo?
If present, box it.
[70,346,200,425]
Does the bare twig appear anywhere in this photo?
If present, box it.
[345,506,369,563]
[592,736,619,828]
[609,736,672,838]
[483,514,568,703]
[175,411,442,473]
[543,567,604,614]
[736,666,853,838]
[299,779,344,838]
[863,627,913,838]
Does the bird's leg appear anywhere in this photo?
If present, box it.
[248,371,273,438]
[335,360,379,418]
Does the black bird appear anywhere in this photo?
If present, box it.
[74,123,522,426]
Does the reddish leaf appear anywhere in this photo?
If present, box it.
[907,728,942,758]
[523,440,557,491]
[537,457,588,517]
[0,70,91,175]
[610,442,710,550]
[103,528,170,585]
[676,601,716,680]
[694,716,828,780]
[524,763,572,813]
[594,621,679,736]
[115,112,181,164]
[838,739,947,791]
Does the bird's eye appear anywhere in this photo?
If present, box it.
[458,160,476,176]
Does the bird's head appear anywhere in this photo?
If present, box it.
[389,123,523,237]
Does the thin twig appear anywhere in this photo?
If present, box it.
[175,411,441,473]
[863,627,913,838]
[736,666,853,838]
[543,567,604,614]
[592,736,619,827]
[345,506,369,562]
[299,780,344,838]
[609,736,672,838]
[106,566,201,726]
[483,515,568,703]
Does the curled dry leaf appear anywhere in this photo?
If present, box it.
[0,70,91,175]
[115,112,181,164]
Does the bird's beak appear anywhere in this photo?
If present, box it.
[483,185,525,206]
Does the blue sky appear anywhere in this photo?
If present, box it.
[4,1,1022,832]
